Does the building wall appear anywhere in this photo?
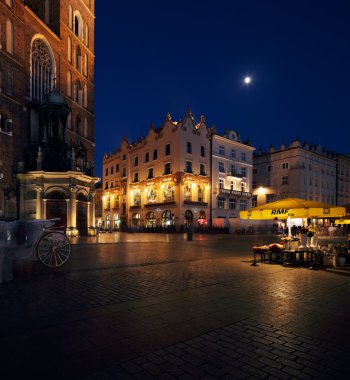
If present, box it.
[336,154,350,206]
[102,113,211,231]
[253,140,337,206]
[211,131,255,229]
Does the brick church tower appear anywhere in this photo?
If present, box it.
[0,0,98,236]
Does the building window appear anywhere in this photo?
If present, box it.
[6,19,14,54]
[31,39,54,101]
[230,164,236,175]
[83,118,88,138]
[218,178,224,189]
[74,12,83,39]
[241,182,245,192]
[147,189,157,203]
[84,84,88,108]
[74,80,82,105]
[200,164,206,176]
[252,180,257,189]
[163,183,175,202]
[198,186,204,202]
[6,69,13,97]
[165,144,171,156]
[145,152,149,163]
[267,165,272,172]
[68,5,73,28]
[164,162,171,175]
[122,167,126,177]
[148,168,154,179]
[116,163,119,172]
[184,184,192,200]
[219,162,225,173]
[187,142,192,154]
[200,146,205,157]
[241,167,246,177]
[68,37,72,62]
[219,146,225,155]
[185,161,192,173]
[231,149,236,159]
[133,191,141,206]
[282,176,288,185]
[217,197,225,209]
[252,196,257,208]
[282,162,289,169]
[241,152,246,161]
[145,211,156,228]
[240,200,247,210]
[122,154,126,160]
[253,168,257,174]
[84,53,88,76]
[161,210,174,227]
[105,167,108,176]
[75,117,81,134]
[134,156,138,166]
[153,149,157,160]
[229,198,236,210]
[230,181,234,190]
[85,24,89,47]
[67,71,72,96]
[111,166,114,175]
[76,45,82,72]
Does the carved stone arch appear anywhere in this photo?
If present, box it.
[45,186,68,199]
[30,34,56,100]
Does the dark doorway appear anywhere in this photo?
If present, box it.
[46,191,67,228]
[77,193,88,235]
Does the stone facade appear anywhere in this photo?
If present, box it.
[0,0,97,235]
[102,112,211,231]
[211,130,255,230]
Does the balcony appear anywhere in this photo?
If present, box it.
[145,200,176,207]
[226,171,246,179]
[216,188,252,197]
[184,200,208,206]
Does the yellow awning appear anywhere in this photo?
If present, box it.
[240,198,345,220]
[335,219,350,225]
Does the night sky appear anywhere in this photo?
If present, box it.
[94,0,350,178]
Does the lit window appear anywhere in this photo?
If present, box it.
[217,197,225,209]
[218,178,224,189]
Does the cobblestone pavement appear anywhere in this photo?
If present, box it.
[1,233,350,379]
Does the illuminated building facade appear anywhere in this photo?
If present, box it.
[252,140,338,206]
[211,130,255,229]
[102,112,211,231]
[0,0,97,235]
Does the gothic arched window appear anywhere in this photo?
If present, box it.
[31,39,54,101]
[75,45,81,72]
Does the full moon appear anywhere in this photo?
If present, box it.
[244,76,252,84]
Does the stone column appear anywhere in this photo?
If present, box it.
[88,190,96,236]
[43,199,47,219]
[35,185,43,219]
[69,186,78,237]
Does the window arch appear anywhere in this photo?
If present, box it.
[84,53,88,76]
[73,11,83,40]
[83,84,88,108]
[31,37,55,101]
[67,70,72,96]
[76,45,82,72]
[68,37,72,62]
[7,68,13,97]
[6,19,14,54]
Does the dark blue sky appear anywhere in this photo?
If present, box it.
[94,0,350,177]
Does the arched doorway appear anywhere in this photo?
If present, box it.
[132,212,141,228]
[185,210,193,227]
[46,190,67,227]
[161,210,174,228]
[113,214,120,230]
[76,192,88,235]
[145,211,156,228]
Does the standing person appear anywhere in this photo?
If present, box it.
[291,225,297,237]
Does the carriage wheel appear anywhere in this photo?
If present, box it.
[36,231,71,268]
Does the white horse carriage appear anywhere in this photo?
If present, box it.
[0,218,71,268]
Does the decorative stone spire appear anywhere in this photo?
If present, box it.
[166,112,171,121]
